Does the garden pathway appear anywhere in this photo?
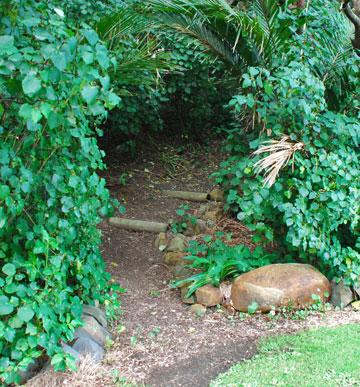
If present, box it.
[29,137,360,387]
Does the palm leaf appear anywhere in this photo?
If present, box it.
[155,13,243,67]
[149,0,290,70]
[97,5,172,87]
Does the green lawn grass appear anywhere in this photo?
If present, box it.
[212,324,360,387]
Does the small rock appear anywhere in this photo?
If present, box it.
[82,304,107,328]
[72,337,104,363]
[181,287,196,304]
[164,252,186,266]
[353,281,360,298]
[208,188,224,202]
[231,263,331,312]
[155,232,168,251]
[203,207,223,222]
[190,303,207,317]
[76,315,112,347]
[206,220,216,228]
[184,221,201,236]
[172,264,193,282]
[184,219,207,236]
[352,301,360,311]
[17,357,42,384]
[330,279,354,309]
[196,284,223,306]
[62,343,81,364]
[197,203,210,217]
[167,235,188,252]
[197,219,207,233]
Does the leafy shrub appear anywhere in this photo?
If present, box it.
[213,60,360,284]
[149,0,360,287]
[0,1,122,383]
[175,235,277,295]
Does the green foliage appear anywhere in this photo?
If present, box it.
[52,0,121,24]
[96,3,170,141]
[171,204,197,233]
[212,324,360,386]
[212,1,360,285]
[149,0,294,71]
[98,2,233,147]
[163,0,359,287]
[174,235,277,295]
[0,1,123,383]
[158,35,233,135]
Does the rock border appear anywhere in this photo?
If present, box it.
[19,304,111,384]
[155,195,359,316]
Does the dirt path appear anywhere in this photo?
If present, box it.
[29,138,360,387]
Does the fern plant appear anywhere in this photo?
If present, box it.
[175,236,277,296]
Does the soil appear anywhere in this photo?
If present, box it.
[28,136,360,387]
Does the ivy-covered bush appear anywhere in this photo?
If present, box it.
[205,1,360,286]
[0,1,121,383]
[214,60,360,285]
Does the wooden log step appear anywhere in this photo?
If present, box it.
[162,190,209,202]
[108,218,168,233]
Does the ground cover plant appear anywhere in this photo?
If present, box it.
[212,323,360,386]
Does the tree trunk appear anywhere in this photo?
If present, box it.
[343,0,360,51]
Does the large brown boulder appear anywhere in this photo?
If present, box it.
[231,263,331,312]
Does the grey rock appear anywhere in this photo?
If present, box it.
[73,337,104,363]
[62,343,81,363]
[82,304,107,328]
[42,343,80,372]
[172,263,193,281]
[17,358,42,384]
[330,279,354,309]
[76,315,112,347]
[167,235,188,252]
[354,282,360,298]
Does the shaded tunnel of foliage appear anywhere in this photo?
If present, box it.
[0,0,359,383]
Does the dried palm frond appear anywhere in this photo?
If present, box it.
[252,136,304,187]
